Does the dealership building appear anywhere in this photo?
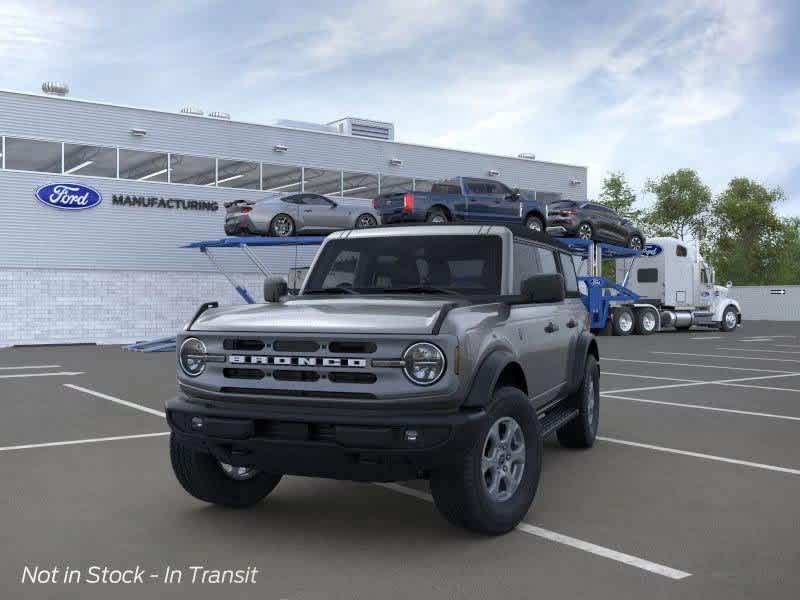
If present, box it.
[0,85,588,346]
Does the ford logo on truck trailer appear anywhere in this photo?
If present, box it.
[35,183,102,210]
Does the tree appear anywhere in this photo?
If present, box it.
[642,169,711,241]
[598,171,640,220]
[706,178,785,285]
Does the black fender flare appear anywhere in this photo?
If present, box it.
[462,349,518,409]
[567,331,599,394]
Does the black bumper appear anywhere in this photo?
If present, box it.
[165,394,486,482]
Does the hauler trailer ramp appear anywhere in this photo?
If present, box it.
[124,235,325,352]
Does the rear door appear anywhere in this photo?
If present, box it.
[463,179,493,221]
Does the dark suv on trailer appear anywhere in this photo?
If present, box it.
[166,225,599,534]
[548,200,645,249]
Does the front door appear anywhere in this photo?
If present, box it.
[300,195,346,231]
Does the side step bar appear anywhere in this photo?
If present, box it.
[539,405,579,436]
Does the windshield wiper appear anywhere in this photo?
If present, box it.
[377,286,461,296]
[304,287,358,295]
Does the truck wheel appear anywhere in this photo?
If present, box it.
[170,435,282,508]
[426,208,449,224]
[525,215,544,232]
[576,222,593,240]
[634,307,658,335]
[720,306,739,332]
[611,306,634,336]
[627,234,644,250]
[557,355,600,448]
[430,387,542,534]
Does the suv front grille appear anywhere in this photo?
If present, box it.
[219,387,377,400]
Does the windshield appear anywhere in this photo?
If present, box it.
[303,235,502,296]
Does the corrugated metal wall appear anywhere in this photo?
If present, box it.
[728,286,800,321]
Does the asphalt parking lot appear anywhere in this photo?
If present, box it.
[3,322,800,599]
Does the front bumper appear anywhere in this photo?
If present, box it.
[166,393,486,482]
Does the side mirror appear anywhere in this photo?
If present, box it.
[508,188,521,200]
[264,277,288,303]
[520,273,565,303]
[329,201,338,208]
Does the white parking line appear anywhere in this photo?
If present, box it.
[0,432,169,453]
[604,372,698,383]
[774,344,800,349]
[0,364,61,370]
[0,371,84,379]
[598,437,800,476]
[603,394,800,422]
[375,483,691,580]
[64,384,166,418]
[652,351,800,364]
[602,357,795,374]
[689,336,721,340]
[601,372,800,395]
[717,347,800,355]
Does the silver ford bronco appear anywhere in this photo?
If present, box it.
[166,224,599,534]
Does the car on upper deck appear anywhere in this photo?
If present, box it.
[547,200,645,249]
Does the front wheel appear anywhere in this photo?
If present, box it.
[628,234,644,250]
[720,306,739,332]
[525,215,545,232]
[430,387,542,534]
[170,435,282,508]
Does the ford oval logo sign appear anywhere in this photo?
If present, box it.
[35,183,102,210]
[642,244,663,257]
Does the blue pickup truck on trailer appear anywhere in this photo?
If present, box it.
[373,177,550,232]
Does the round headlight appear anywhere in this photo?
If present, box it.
[179,337,207,377]
[403,342,446,385]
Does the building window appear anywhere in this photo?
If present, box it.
[4,137,61,173]
[304,167,342,195]
[119,149,168,182]
[217,159,260,189]
[380,176,413,195]
[414,178,435,192]
[63,143,117,177]
[170,154,216,186]
[342,171,379,198]
[262,163,302,192]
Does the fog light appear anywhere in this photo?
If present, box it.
[405,429,419,442]
[191,416,204,430]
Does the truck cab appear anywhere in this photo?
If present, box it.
[617,236,741,331]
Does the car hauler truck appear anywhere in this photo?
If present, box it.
[565,236,741,335]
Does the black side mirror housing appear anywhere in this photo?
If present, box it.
[520,273,565,303]
[264,277,288,303]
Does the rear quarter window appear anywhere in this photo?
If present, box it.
[637,268,659,283]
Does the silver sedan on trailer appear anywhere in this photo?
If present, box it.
[224,193,381,237]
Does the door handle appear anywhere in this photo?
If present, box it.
[567,319,577,328]
[304,209,313,213]
[544,322,559,333]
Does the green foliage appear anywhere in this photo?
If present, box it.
[706,178,790,284]
[642,169,711,241]
[598,171,640,221]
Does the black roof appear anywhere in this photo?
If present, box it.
[378,222,570,252]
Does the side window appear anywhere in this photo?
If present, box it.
[513,242,540,293]
[676,245,688,257]
[304,195,332,206]
[559,252,579,296]
[535,247,559,275]
[637,268,659,283]
[282,196,302,205]
[700,268,708,284]
[466,181,487,194]
[321,251,359,288]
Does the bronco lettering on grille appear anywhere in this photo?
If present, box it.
[228,355,368,368]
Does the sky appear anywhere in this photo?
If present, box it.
[2,0,799,213]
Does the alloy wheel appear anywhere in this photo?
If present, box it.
[577,224,593,239]
[527,218,543,232]
[481,416,526,502]
[357,214,377,228]
[629,236,643,250]
[272,215,293,237]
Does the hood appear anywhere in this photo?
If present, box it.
[190,297,453,335]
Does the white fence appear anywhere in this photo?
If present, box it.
[728,285,800,321]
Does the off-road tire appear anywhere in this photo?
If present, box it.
[634,307,658,335]
[720,305,739,332]
[269,214,295,237]
[170,435,282,508]
[611,306,634,336]
[426,208,449,224]
[557,355,600,448]
[430,387,542,535]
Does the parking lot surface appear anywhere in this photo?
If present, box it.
[2,322,800,599]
